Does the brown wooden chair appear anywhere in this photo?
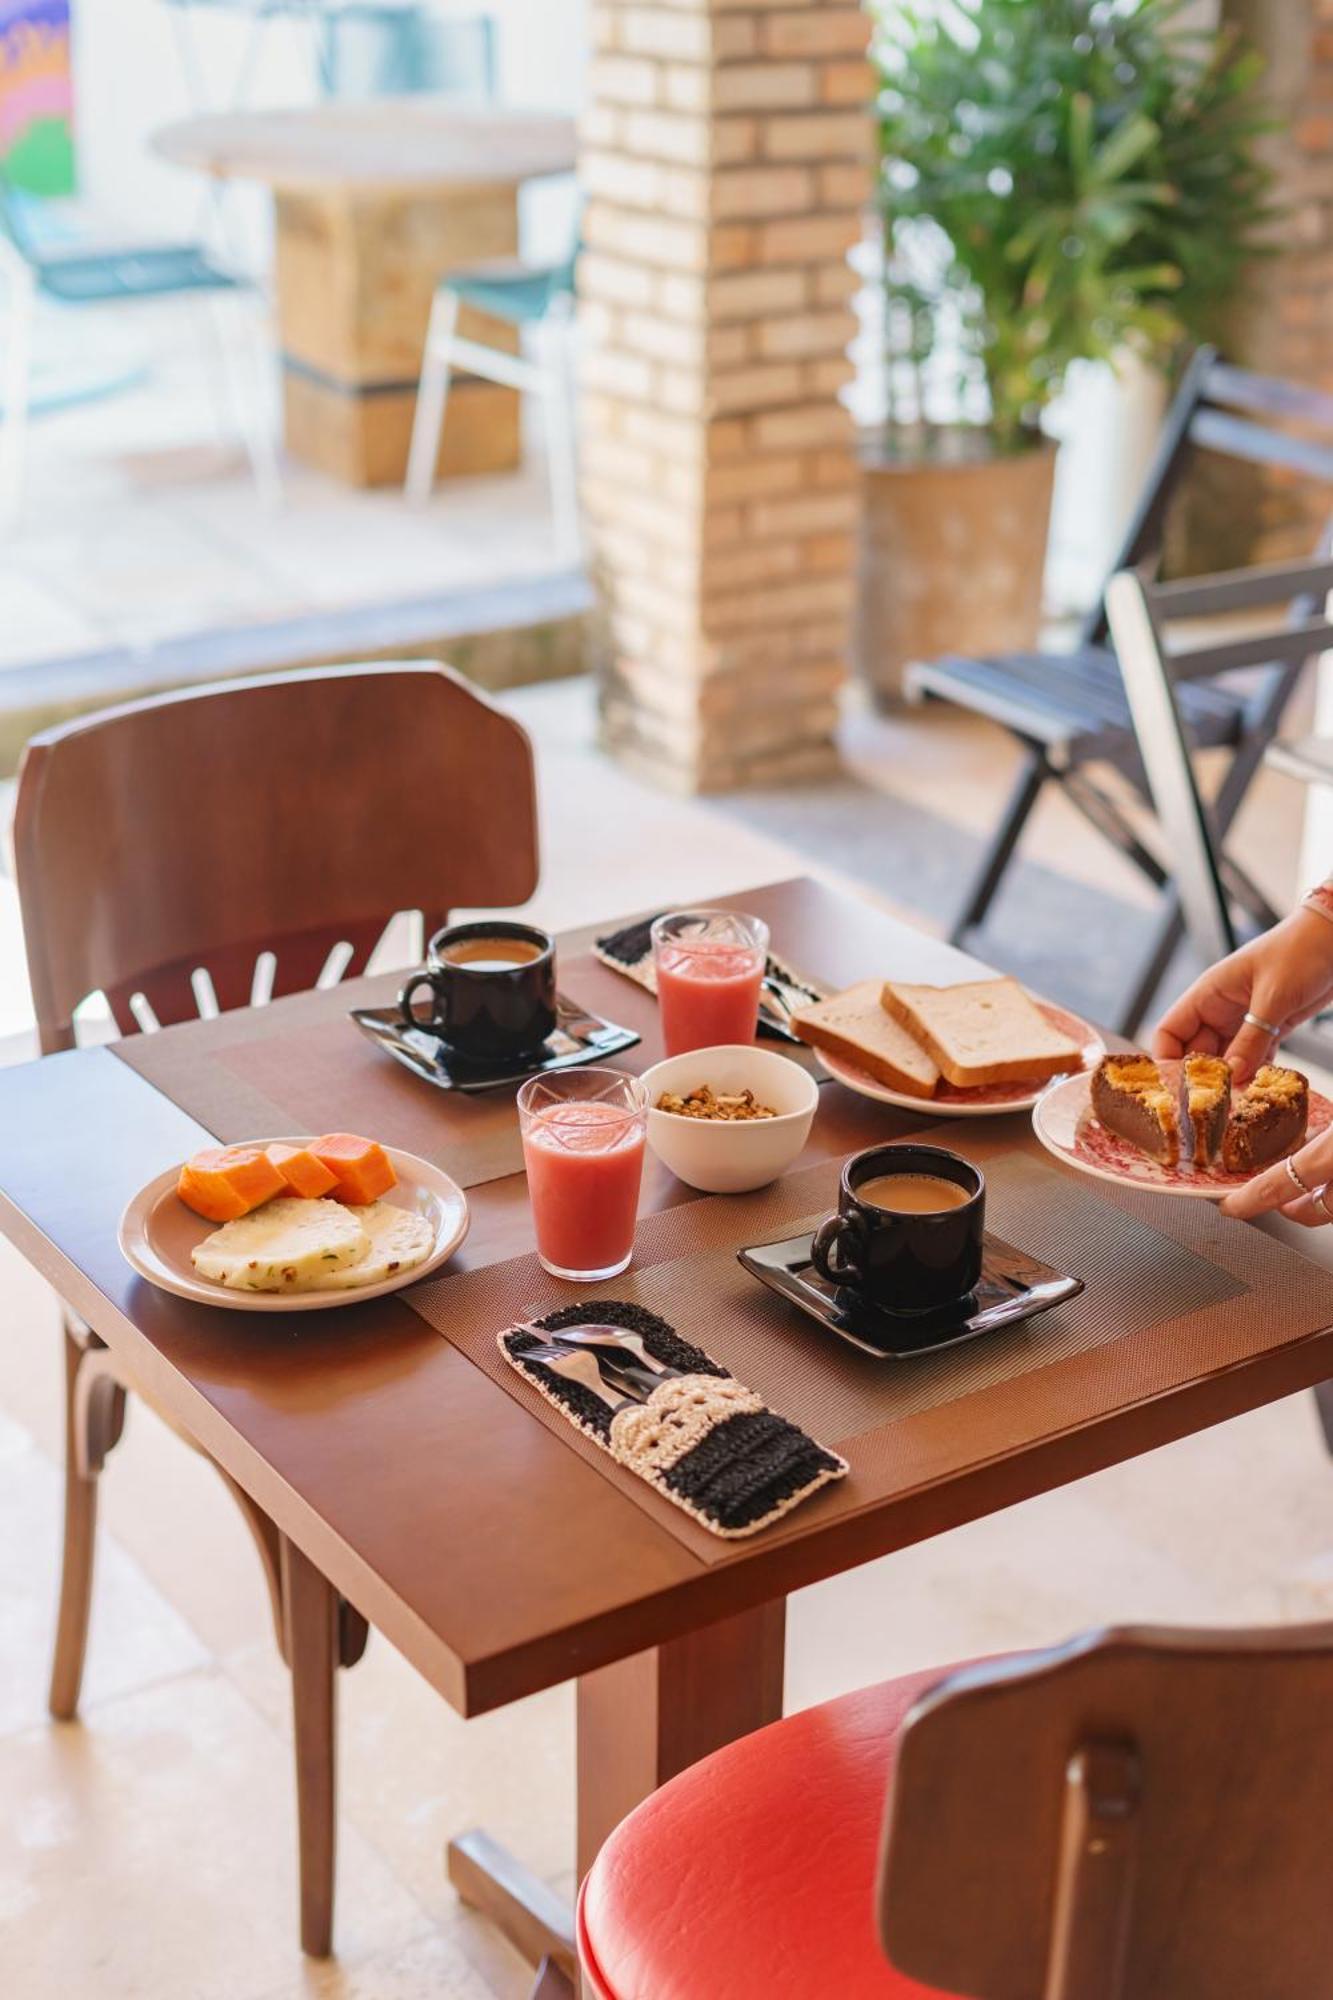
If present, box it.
[578,1619,1333,1999]
[12,660,539,1956]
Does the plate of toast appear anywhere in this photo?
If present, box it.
[1033,1051,1333,1198]
[791,975,1103,1117]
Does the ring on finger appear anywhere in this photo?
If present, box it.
[1243,1009,1282,1039]
[1286,1155,1312,1196]
[1319,1186,1333,1222]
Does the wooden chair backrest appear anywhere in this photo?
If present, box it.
[13,661,539,1052]
[879,1620,1333,2000]
[1104,552,1333,968]
[1083,345,1333,648]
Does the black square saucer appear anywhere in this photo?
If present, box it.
[350,992,640,1094]
[738,1228,1083,1359]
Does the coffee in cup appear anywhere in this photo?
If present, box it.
[811,1143,984,1314]
[399,919,557,1061]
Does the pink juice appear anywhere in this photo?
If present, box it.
[656,942,765,1056]
[522,1099,647,1278]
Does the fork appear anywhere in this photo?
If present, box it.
[518,1342,646,1413]
[521,1320,672,1379]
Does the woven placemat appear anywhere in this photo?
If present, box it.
[401,1136,1333,1564]
[110,948,826,1190]
[110,952,668,1191]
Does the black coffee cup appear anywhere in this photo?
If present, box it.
[398,919,557,1060]
[811,1143,985,1315]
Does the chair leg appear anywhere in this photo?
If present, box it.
[49,1322,128,1721]
[1312,1381,1333,1459]
[209,291,282,508]
[542,309,580,563]
[950,743,1049,944]
[406,290,459,504]
[281,1534,340,1957]
[0,262,36,535]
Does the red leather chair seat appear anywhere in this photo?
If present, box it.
[578,1663,969,2000]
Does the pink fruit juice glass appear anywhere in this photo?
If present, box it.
[650,909,770,1057]
[517,1069,649,1281]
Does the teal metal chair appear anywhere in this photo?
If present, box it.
[405,246,579,556]
[0,174,279,527]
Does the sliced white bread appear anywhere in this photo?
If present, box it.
[881,976,1080,1090]
[791,981,940,1098]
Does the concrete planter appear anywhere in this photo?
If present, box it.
[855,432,1058,704]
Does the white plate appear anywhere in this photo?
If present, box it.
[816,999,1104,1119]
[119,1138,469,1310]
[1032,1067,1333,1200]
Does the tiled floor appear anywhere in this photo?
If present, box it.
[2,677,1331,1998]
[0,300,565,675]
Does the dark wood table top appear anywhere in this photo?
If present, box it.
[3,875,1332,1718]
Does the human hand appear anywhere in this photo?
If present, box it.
[1152,908,1333,1084]
[1220,1124,1333,1224]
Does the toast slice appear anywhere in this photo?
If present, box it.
[881,976,1080,1090]
[791,981,940,1099]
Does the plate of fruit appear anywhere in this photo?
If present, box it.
[119,1132,469,1309]
[1033,1053,1332,1199]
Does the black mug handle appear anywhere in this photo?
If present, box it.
[399,973,439,1028]
[811,1210,865,1286]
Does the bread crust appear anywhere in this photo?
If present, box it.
[792,982,939,1098]
[881,977,1080,1090]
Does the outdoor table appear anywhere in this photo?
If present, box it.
[5,873,1333,1991]
[151,100,577,486]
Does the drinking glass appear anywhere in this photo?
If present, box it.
[650,909,770,1056]
[517,1068,649,1281]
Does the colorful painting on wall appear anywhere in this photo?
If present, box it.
[1,0,74,195]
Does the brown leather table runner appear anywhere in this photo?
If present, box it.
[403,1130,1311,1565]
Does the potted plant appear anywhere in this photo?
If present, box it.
[858,0,1274,701]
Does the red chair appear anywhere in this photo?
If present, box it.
[578,1619,1333,2000]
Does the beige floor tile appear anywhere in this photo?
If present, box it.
[0,1412,209,1740]
[225,1636,575,1920]
[0,1669,431,2000]
[251,1918,531,2000]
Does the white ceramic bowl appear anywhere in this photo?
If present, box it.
[640,1044,819,1194]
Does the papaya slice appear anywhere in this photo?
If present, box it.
[311,1133,397,1205]
[177,1144,286,1223]
[267,1142,340,1200]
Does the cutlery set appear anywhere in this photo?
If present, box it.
[514,1318,679,1410]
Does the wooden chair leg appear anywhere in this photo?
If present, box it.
[1312,1380,1333,1460]
[280,1534,340,1957]
[49,1322,127,1721]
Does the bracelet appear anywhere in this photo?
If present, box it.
[1301,882,1333,930]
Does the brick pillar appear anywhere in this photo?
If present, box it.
[1172,0,1333,570]
[578,2,872,792]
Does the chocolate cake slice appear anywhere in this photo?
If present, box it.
[1091,1053,1179,1165]
[1179,1053,1231,1169]
[1222,1064,1309,1173]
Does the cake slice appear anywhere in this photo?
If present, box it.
[881,976,1081,1090]
[791,981,940,1099]
[1091,1052,1179,1165]
[1222,1064,1309,1173]
[1179,1054,1232,1170]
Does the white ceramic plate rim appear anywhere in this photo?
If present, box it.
[815,1000,1105,1119]
[1033,1073,1246,1201]
[118,1137,470,1310]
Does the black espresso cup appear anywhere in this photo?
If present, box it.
[811,1143,985,1315]
[398,919,557,1061]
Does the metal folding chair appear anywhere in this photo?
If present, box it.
[910,346,1333,1034]
[1103,553,1333,975]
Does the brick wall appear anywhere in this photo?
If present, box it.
[1172,0,1333,570]
[578,1,873,792]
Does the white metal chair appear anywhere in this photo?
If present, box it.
[405,249,579,559]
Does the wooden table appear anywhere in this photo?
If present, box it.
[5,875,1333,1993]
[153,101,577,487]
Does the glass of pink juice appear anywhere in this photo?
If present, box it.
[517,1069,649,1281]
[650,909,770,1057]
